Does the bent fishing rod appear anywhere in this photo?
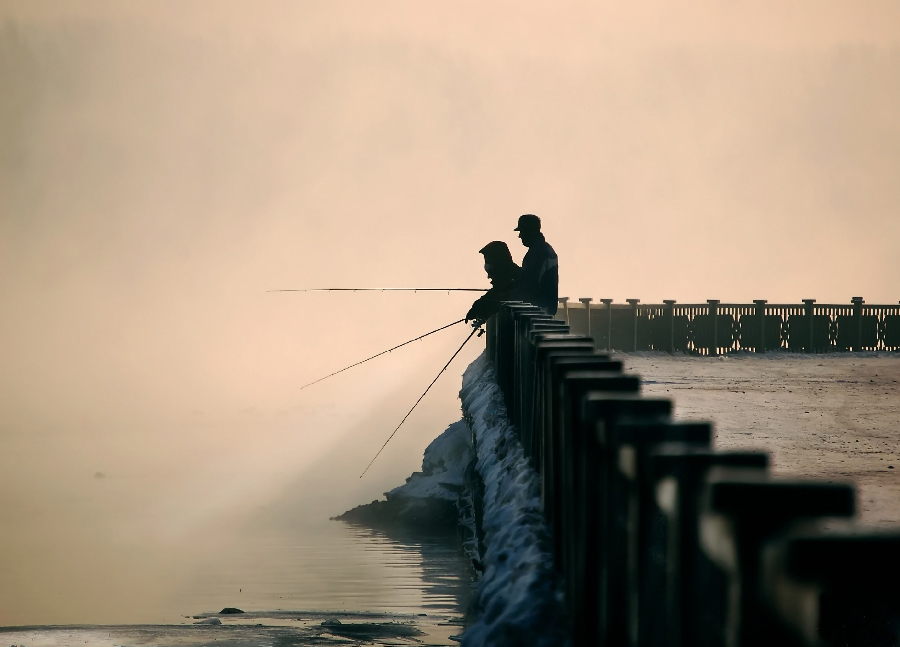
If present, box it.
[359,324,482,478]
[269,288,488,293]
[300,318,466,390]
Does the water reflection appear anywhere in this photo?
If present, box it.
[177,518,474,620]
[342,522,476,614]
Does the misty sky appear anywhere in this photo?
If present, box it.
[0,0,899,624]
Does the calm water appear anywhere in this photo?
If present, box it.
[0,318,479,643]
[0,517,474,646]
[176,519,474,617]
[0,408,477,639]
[1,507,474,646]
[1,498,475,624]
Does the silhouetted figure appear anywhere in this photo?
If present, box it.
[465,241,521,325]
[514,214,558,315]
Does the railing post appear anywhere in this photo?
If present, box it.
[559,297,570,324]
[754,299,767,353]
[852,297,864,351]
[702,474,855,647]
[626,299,640,352]
[601,299,613,351]
[803,299,816,352]
[707,299,720,357]
[579,298,593,338]
[663,300,676,354]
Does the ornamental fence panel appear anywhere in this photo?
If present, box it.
[556,297,900,354]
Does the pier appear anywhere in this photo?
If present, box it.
[472,302,900,647]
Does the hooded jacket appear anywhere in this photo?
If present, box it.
[466,263,521,323]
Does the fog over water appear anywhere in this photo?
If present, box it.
[1,0,899,626]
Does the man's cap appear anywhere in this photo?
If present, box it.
[514,214,541,232]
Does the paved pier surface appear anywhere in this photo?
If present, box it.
[623,353,900,523]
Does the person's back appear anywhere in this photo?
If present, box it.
[514,214,558,315]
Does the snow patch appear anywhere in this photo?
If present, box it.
[385,419,472,501]
[334,420,472,528]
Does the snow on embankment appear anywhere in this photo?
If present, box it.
[458,352,568,647]
[334,420,472,529]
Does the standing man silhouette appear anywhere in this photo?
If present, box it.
[514,214,558,315]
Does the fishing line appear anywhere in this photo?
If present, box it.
[300,319,466,390]
[359,325,481,478]
[269,288,488,293]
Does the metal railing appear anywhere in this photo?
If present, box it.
[556,297,900,355]
[485,302,900,647]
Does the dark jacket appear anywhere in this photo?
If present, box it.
[517,233,558,315]
[466,265,521,324]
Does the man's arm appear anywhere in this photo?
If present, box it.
[538,257,559,315]
[515,248,540,304]
[516,245,558,314]
[466,290,499,324]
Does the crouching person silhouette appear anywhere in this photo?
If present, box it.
[465,241,521,327]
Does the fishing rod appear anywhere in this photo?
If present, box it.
[268,288,488,293]
[299,318,466,390]
[359,324,482,478]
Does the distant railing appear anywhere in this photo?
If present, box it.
[485,302,900,647]
[555,297,900,355]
